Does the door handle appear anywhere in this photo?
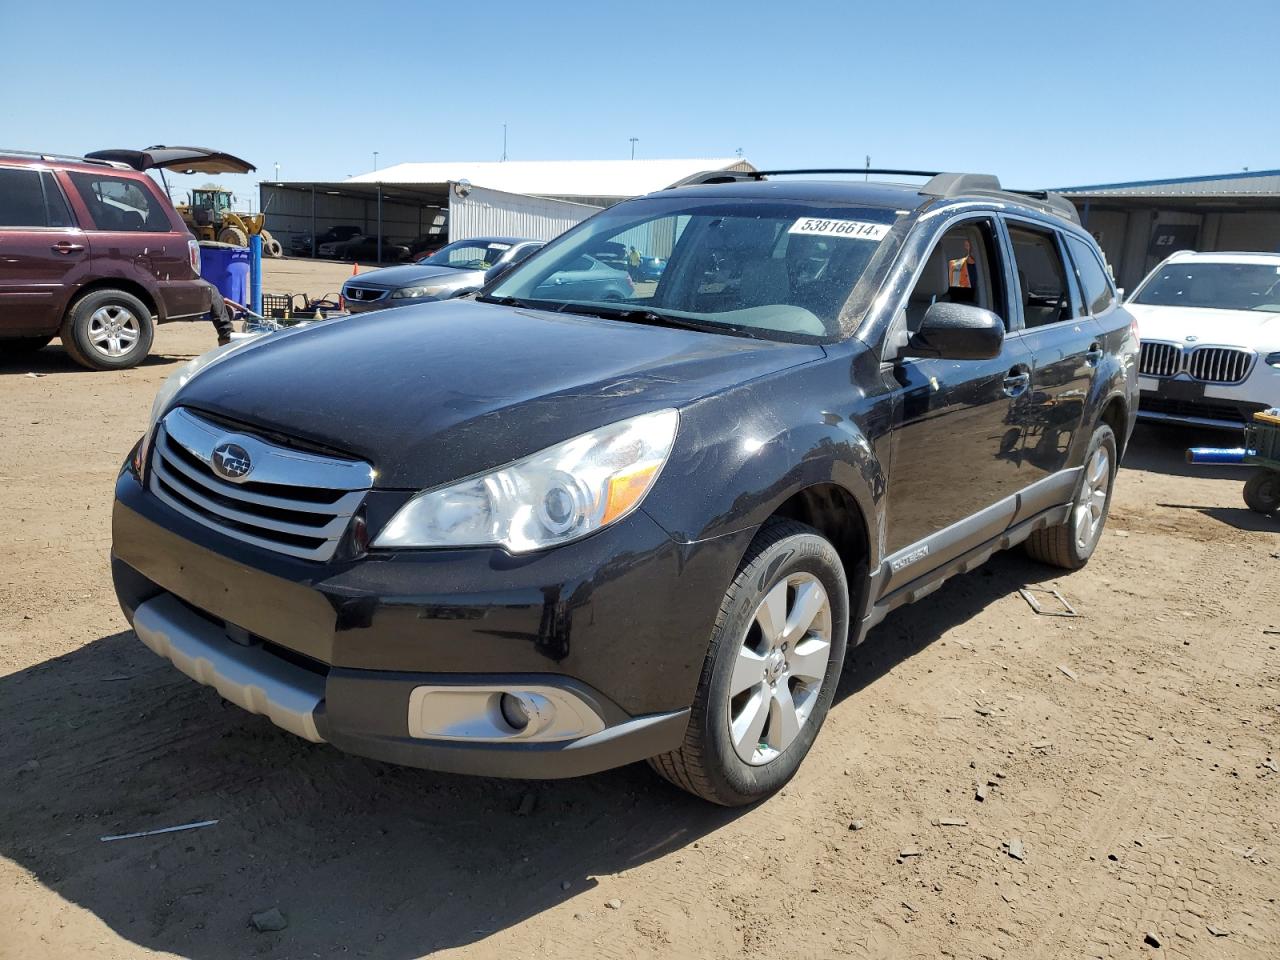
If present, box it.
[1084,342,1104,366]
[52,241,85,254]
[1003,369,1031,398]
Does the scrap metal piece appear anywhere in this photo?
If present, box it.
[1019,587,1078,617]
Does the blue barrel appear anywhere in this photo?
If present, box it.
[198,243,251,307]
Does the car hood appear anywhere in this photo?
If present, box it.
[174,300,824,489]
[1128,303,1280,349]
[345,263,477,290]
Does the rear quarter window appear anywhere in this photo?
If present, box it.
[67,171,174,232]
[1065,234,1115,314]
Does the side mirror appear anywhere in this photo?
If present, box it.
[902,302,1004,361]
[483,261,515,286]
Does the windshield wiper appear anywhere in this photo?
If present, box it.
[475,294,540,308]
[551,302,756,337]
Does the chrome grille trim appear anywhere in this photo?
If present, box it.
[149,407,373,562]
[1139,341,1255,384]
[1187,346,1253,384]
[343,285,389,302]
[1139,341,1182,378]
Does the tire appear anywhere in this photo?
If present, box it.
[1024,423,1117,569]
[59,289,154,371]
[2,335,53,355]
[1243,470,1280,515]
[260,230,283,258]
[648,519,850,806]
[218,226,249,247]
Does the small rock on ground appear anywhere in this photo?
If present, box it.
[250,907,288,933]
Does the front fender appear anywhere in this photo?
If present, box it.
[641,349,889,568]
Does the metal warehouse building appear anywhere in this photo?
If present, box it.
[259,157,755,262]
[1057,169,1280,292]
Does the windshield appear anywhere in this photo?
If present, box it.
[420,239,513,269]
[484,197,904,340]
[1132,260,1280,312]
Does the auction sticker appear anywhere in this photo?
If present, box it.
[788,217,890,241]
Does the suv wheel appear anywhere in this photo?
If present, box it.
[649,519,849,806]
[61,290,154,371]
[1024,423,1117,569]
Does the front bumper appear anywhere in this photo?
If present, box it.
[112,469,749,777]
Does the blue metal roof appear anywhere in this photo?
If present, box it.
[1054,169,1280,197]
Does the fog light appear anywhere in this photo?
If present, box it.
[499,691,555,735]
[500,692,530,730]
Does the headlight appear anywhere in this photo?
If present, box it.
[391,284,448,299]
[373,409,679,552]
[1266,351,1280,368]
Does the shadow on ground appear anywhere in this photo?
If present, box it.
[1121,422,1251,481]
[1,549,1058,958]
[0,343,194,374]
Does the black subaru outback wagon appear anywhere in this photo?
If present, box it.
[111,170,1138,805]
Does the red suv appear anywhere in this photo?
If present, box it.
[0,151,206,370]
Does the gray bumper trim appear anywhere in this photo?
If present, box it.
[133,594,327,743]
[1136,409,1247,431]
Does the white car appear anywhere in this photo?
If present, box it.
[1127,251,1280,430]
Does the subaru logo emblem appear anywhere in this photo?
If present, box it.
[211,441,253,482]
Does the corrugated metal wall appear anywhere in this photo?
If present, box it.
[448,184,601,242]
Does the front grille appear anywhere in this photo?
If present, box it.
[148,407,372,562]
[1139,341,1181,378]
[1139,340,1255,384]
[343,285,387,302]
[1186,346,1253,384]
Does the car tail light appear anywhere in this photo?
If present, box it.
[188,238,201,276]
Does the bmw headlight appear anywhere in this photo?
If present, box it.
[374,409,679,552]
[392,284,449,300]
[1266,351,1280,368]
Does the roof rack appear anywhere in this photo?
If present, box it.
[665,168,1081,224]
[0,148,133,170]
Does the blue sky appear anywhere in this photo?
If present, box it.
[3,0,1277,207]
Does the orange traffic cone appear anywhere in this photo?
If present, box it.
[339,262,359,312]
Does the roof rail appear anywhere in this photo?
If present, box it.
[0,148,133,170]
[664,166,1081,224]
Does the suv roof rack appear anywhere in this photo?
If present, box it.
[0,148,133,170]
[665,168,1080,224]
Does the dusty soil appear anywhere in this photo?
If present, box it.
[2,262,1277,959]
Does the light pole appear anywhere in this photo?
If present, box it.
[274,161,280,180]
[373,151,379,172]
[629,137,638,160]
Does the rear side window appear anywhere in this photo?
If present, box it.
[1008,224,1072,328]
[42,173,75,227]
[67,171,172,232]
[1065,234,1115,314]
[0,167,47,226]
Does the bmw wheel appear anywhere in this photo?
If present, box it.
[649,519,849,806]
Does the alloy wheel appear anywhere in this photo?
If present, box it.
[87,305,141,359]
[1073,445,1111,550]
[728,573,833,766]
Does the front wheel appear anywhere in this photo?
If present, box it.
[648,519,850,806]
[1024,423,1117,569]
[1243,470,1280,515]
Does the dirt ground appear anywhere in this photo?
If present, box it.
[2,259,1277,959]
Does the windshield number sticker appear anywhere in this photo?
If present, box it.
[788,218,890,241]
